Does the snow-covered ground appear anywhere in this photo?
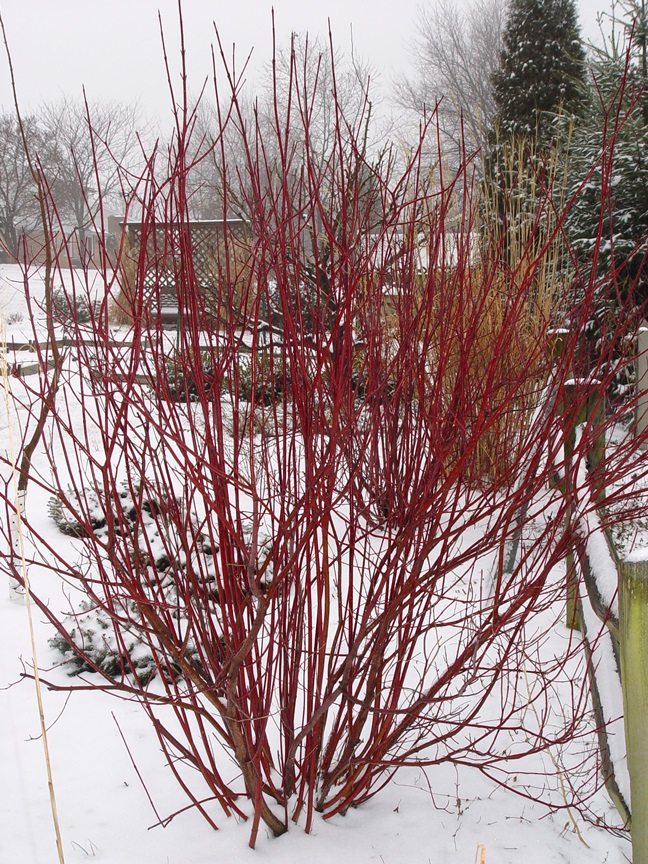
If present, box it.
[0,590,631,863]
[0,584,631,864]
[0,264,633,862]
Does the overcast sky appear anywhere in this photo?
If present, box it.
[0,0,606,123]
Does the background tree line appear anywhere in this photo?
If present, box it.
[0,98,141,260]
[400,0,648,306]
[2,0,647,293]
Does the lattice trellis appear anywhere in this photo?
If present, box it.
[124,219,250,312]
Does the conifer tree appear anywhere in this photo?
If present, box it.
[566,8,648,307]
[562,11,648,401]
[492,0,586,146]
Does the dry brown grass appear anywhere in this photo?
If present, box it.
[412,139,571,483]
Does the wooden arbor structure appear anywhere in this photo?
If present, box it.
[118,218,251,327]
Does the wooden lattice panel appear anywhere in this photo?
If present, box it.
[125,219,249,305]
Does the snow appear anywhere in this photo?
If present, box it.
[583,518,620,620]
[0,264,633,862]
[624,547,648,564]
[0,597,632,863]
[578,582,630,810]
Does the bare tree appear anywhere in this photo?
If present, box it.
[261,33,382,169]
[178,97,256,220]
[39,97,143,252]
[176,34,388,223]
[396,0,504,159]
[0,111,53,258]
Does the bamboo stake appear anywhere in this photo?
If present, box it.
[1,323,66,864]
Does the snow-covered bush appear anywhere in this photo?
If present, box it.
[52,285,95,326]
[47,480,272,682]
[49,599,160,681]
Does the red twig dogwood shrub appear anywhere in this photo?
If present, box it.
[3,33,648,845]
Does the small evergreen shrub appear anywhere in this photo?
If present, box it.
[231,348,291,405]
[163,349,219,402]
[49,599,160,682]
[52,287,95,326]
[48,481,272,681]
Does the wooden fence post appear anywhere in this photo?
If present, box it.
[619,558,648,864]
[586,387,606,504]
[636,326,648,446]
[563,381,586,630]
[561,379,607,630]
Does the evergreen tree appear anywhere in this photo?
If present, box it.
[492,0,586,145]
[566,56,648,300]
[566,0,648,302]
[564,18,648,400]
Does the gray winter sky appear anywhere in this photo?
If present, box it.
[0,0,606,123]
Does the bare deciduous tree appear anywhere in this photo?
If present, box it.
[40,97,143,251]
[0,111,53,258]
[261,32,383,168]
[178,97,255,220]
[396,0,504,159]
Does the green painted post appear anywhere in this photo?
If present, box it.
[619,558,648,864]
